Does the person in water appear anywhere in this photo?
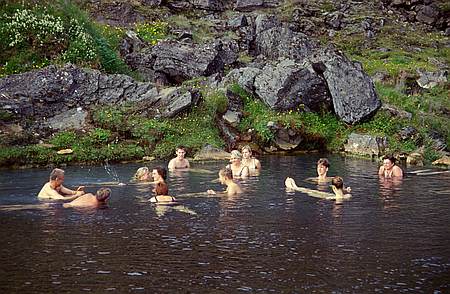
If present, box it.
[149,167,177,204]
[378,155,403,178]
[285,176,351,203]
[207,168,243,196]
[63,188,112,208]
[285,158,332,189]
[133,167,151,181]
[241,145,261,171]
[226,150,250,178]
[38,168,85,200]
[168,146,190,170]
[311,158,332,182]
[331,176,352,204]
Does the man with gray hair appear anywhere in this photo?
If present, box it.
[38,168,85,200]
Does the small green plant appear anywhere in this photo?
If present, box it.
[204,90,228,115]
[49,131,78,149]
[135,21,168,45]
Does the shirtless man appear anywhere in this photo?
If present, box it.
[168,146,190,170]
[207,168,243,196]
[312,158,332,182]
[38,168,85,200]
[331,176,352,204]
[378,155,403,178]
[63,188,111,208]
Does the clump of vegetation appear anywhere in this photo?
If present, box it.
[0,1,130,77]
[135,21,168,45]
[230,84,348,150]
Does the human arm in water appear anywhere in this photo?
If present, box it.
[38,183,81,200]
[285,177,336,199]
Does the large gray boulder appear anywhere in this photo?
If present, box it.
[252,14,380,124]
[0,64,154,119]
[152,40,226,83]
[0,64,198,128]
[310,49,381,124]
[344,133,387,157]
[221,67,261,93]
[253,59,332,112]
[191,0,225,11]
[254,14,319,61]
[235,0,280,11]
[140,87,197,118]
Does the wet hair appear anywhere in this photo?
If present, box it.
[50,168,65,180]
[176,145,186,152]
[317,158,330,168]
[219,168,233,180]
[96,188,111,202]
[230,150,242,159]
[155,182,169,195]
[134,167,149,180]
[382,155,396,165]
[154,167,167,181]
[241,145,252,154]
[332,176,344,190]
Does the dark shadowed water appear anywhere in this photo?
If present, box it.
[0,155,449,293]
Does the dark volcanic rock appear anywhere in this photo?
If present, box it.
[310,49,381,124]
[192,0,225,11]
[0,65,198,134]
[152,40,227,84]
[253,59,332,112]
[235,0,280,11]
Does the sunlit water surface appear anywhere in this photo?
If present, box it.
[0,155,449,293]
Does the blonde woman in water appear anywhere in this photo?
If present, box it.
[133,167,151,181]
[226,150,250,178]
[241,145,261,173]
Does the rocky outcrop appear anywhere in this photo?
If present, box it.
[269,123,303,150]
[124,39,239,84]
[0,64,155,120]
[309,49,381,124]
[253,59,332,112]
[235,0,280,11]
[0,64,198,133]
[344,133,388,157]
[193,144,231,160]
[416,70,448,89]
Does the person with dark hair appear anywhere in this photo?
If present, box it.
[285,176,351,203]
[378,155,403,178]
[38,168,85,200]
[207,168,243,196]
[331,176,352,204]
[63,188,112,208]
[314,158,331,182]
[150,167,177,204]
[168,146,190,170]
[285,158,335,190]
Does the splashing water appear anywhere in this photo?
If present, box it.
[103,161,125,185]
